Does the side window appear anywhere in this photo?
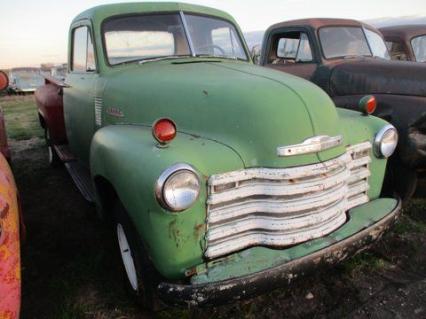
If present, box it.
[411,35,426,62]
[273,32,313,63]
[72,26,97,72]
[72,27,88,72]
[386,40,409,61]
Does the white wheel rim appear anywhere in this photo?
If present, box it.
[117,223,138,291]
[48,145,53,163]
[46,130,53,163]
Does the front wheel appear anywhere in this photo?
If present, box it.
[113,201,157,310]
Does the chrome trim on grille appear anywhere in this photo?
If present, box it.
[205,141,371,259]
[277,135,343,157]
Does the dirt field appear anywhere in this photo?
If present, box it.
[2,95,426,319]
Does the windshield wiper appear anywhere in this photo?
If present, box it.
[139,55,192,64]
[343,54,370,60]
[113,55,191,66]
[195,54,246,62]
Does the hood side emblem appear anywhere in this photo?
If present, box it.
[106,107,124,118]
[277,135,343,157]
[94,97,103,127]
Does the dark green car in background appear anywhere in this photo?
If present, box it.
[35,2,401,308]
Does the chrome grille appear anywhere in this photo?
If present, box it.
[205,142,371,259]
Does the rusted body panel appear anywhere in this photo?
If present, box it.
[34,77,67,145]
[268,18,379,32]
[380,25,426,62]
[0,73,10,161]
[0,109,11,162]
[327,59,426,97]
[0,72,9,93]
[333,94,426,168]
[0,153,21,318]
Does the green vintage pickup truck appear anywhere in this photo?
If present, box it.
[35,2,401,307]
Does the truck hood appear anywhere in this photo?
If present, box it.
[103,60,345,168]
[327,58,426,97]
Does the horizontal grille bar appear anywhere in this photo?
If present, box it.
[207,198,347,242]
[208,182,347,224]
[206,209,348,259]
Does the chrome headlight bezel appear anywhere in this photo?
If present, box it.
[374,124,398,158]
[155,163,200,212]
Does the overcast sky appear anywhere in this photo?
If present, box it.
[1,0,425,69]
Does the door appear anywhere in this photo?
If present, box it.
[64,24,98,166]
[265,30,318,80]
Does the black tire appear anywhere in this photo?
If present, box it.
[382,158,417,203]
[113,201,158,310]
[44,128,61,167]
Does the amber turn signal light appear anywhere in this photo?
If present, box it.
[152,118,177,145]
[359,95,377,115]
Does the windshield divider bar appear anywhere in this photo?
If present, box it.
[180,11,196,57]
[361,26,374,57]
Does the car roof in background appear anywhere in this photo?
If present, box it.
[379,24,426,40]
[266,18,380,34]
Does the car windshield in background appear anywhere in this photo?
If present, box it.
[364,29,390,59]
[412,35,426,62]
[319,27,372,59]
[103,13,247,65]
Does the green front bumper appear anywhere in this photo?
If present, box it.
[158,198,401,306]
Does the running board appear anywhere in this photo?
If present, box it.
[54,144,76,162]
[64,162,96,203]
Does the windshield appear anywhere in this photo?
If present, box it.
[411,35,426,62]
[184,14,247,60]
[103,13,247,65]
[319,26,389,59]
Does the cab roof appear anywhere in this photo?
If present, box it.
[379,25,426,40]
[72,2,236,26]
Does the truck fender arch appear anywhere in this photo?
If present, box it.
[89,124,243,278]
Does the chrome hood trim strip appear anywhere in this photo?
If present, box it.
[277,135,343,157]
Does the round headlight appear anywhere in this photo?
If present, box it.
[374,125,398,158]
[155,164,200,212]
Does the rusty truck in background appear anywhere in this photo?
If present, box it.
[258,18,426,200]
[380,25,426,62]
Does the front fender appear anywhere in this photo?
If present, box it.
[334,94,426,169]
[337,108,390,199]
[90,125,243,279]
